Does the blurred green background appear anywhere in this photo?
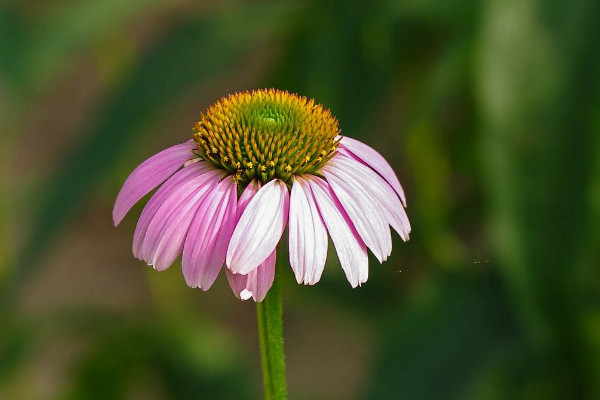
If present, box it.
[1,0,599,399]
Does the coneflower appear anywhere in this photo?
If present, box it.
[114,88,410,299]
[113,88,410,399]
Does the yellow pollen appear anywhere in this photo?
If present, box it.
[192,88,340,186]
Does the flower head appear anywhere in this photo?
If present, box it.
[192,89,339,187]
[113,89,410,301]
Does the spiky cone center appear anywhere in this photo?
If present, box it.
[192,89,341,188]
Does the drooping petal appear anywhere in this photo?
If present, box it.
[226,179,289,275]
[225,269,247,300]
[144,171,224,270]
[331,155,411,241]
[338,136,407,206]
[307,176,368,288]
[132,162,213,258]
[288,177,328,285]
[182,177,238,290]
[226,250,276,302]
[323,164,392,263]
[140,169,222,264]
[143,191,202,270]
[224,180,262,297]
[242,250,276,302]
[235,180,261,220]
[113,140,195,225]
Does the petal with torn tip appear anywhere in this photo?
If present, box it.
[227,250,275,302]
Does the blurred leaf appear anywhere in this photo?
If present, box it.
[65,318,253,400]
[0,310,252,400]
[268,0,394,134]
[383,0,481,26]
[478,0,600,397]
[365,271,520,400]
[0,3,32,91]
[406,119,463,265]
[0,0,167,96]
[0,322,33,382]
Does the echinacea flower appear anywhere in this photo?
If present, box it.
[113,89,410,302]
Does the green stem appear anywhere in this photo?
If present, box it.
[256,256,287,400]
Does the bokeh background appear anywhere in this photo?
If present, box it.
[1,0,599,399]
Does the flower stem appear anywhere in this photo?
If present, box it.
[256,257,287,400]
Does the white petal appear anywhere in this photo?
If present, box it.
[331,155,411,241]
[288,177,328,285]
[338,136,407,206]
[226,180,289,275]
[307,176,368,288]
[323,164,392,263]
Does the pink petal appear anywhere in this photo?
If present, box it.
[338,136,407,206]
[236,180,261,220]
[182,177,238,290]
[132,162,213,258]
[322,164,392,263]
[140,169,222,264]
[288,177,328,285]
[331,155,411,241]
[226,250,276,302]
[306,176,368,288]
[225,269,247,299]
[132,163,213,258]
[113,140,196,226]
[144,172,224,271]
[224,180,261,297]
[226,180,289,275]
